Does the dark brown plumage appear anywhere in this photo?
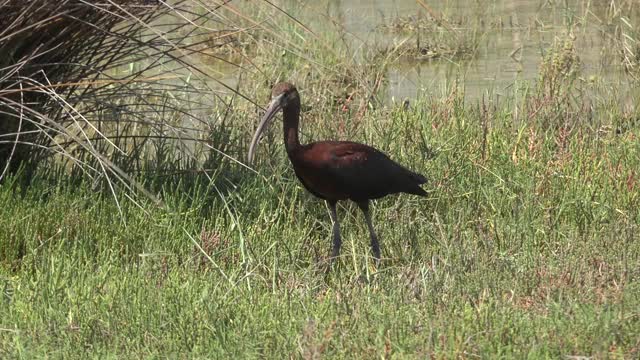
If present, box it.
[248,82,426,261]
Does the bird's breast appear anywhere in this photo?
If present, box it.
[292,164,349,201]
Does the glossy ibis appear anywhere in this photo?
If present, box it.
[248,82,427,262]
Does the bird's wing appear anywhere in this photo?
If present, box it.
[329,145,369,166]
[326,142,405,198]
[297,141,425,200]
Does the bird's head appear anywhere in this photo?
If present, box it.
[248,82,299,164]
[270,82,299,105]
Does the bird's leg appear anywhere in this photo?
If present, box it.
[357,201,380,261]
[328,201,342,260]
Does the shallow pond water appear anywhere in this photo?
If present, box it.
[217,0,640,104]
[322,0,637,101]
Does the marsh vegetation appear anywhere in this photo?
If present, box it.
[0,0,639,357]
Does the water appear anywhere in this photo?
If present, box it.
[217,0,640,103]
[322,0,636,101]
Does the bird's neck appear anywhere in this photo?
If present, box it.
[282,101,301,154]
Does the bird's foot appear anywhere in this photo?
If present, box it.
[315,251,338,274]
[323,253,340,274]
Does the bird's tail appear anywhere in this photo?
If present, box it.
[402,168,428,197]
[409,170,427,185]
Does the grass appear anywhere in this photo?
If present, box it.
[1,84,639,357]
[1,1,640,358]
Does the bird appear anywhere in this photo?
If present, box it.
[248,82,427,263]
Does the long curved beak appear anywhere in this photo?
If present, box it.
[248,94,284,164]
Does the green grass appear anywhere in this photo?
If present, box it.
[2,1,640,358]
[1,87,639,357]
